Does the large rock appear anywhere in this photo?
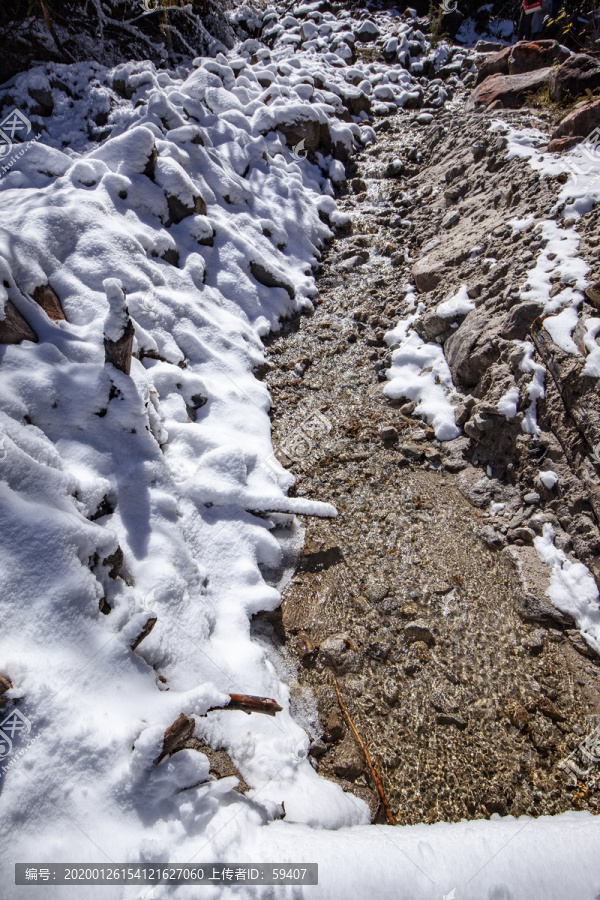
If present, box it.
[552,97,600,141]
[516,592,576,629]
[467,67,555,111]
[332,735,364,780]
[476,45,511,84]
[412,251,444,292]
[508,40,570,75]
[500,300,545,340]
[549,54,600,102]
[444,309,502,386]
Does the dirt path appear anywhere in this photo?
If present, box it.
[257,105,600,825]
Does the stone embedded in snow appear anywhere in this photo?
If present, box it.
[88,125,158,177]
[103,278,134,375]
[0,300,38,344]
[355,20,380,40]
[249,261,296,299]
[32,284,66,321]
[156,713,196,764]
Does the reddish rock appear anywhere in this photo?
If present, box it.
[507,40,570,75]
[476,41,568,86]
[467,67,555,111]
[0,300,38,344]
[552,97,600,141]
[476,45,511,84]
[0,675,11,708]
[32,284,66,321]
[548,135,584,153]
[549,53,600,102]
[156,713,196,764]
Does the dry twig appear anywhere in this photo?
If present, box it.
[334,677,396,826]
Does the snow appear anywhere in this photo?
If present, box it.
[518,342,545,437]
[384,332,460,442]
[534,525,600,656]
[497,386,520,419]
[539,470,558,489]
[436,284,475,319]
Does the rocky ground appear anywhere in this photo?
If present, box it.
[254,95,600,825]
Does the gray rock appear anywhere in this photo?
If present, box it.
[365,579,389,602]
[383,678,400,705]
[319,634,363,673]
[444,309,502,387]
[567,630,598,659]
[454,395,476,427]
[477,524,506,549]
[516,592,576,629]
[500,301,545,340]
[385,158,404,177]
[442,209,460,229]
[380,425,398,442]
[415,308,456,343]
[333,735,364,779]
[523,629,546,655]
[436,712,467,729]
[523,492,541,505]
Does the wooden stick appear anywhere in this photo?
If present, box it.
[208,693,283,717]
[334,678,396,826]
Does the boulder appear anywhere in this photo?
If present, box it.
[249,261,295,299]
[476,45,511,84]
[500,300,545,340]
[444,309,502,386]
[467,67,555,111]
[552,97,600,141]
[548,135,584,153]
[507,40,570,75]
[549,54,600,103]
[355,20,380,40]
[332,735,364,780]
[415,308,458,343]
[412,251,444,292]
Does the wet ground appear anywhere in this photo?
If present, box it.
[256,105,600,825]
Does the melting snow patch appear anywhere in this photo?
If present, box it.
[534,524,600,656]
[435,284,475,318]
